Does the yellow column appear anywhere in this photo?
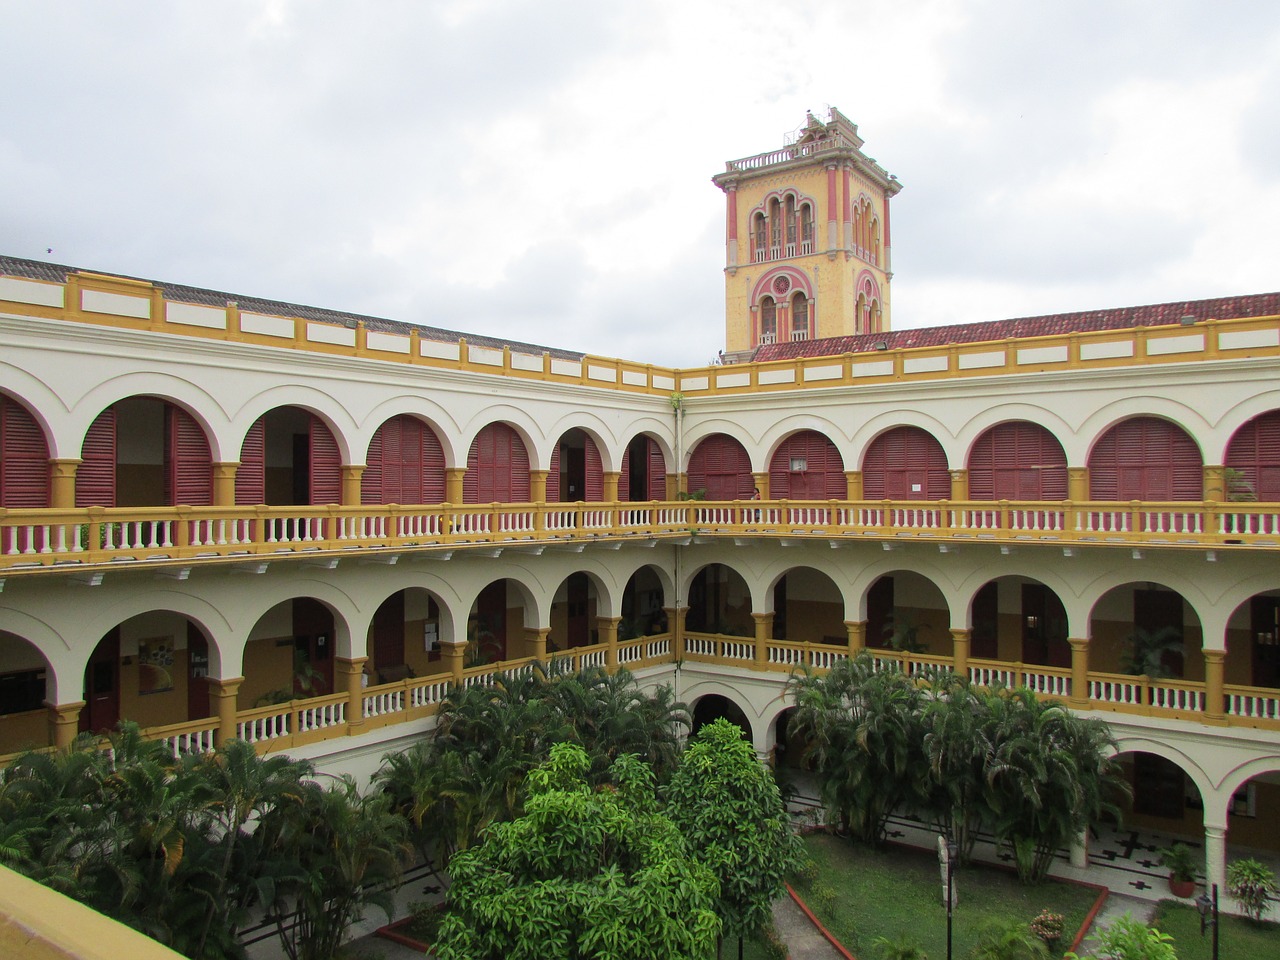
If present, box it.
[950,470,969,502]
[598,616,621,669]
[752,612,774,669]
[340,465,364,505]
[212,462,238,506]
[441,640,466,685]
[671,473,686,498]
[445,467,466,504]
[49,459,80,509]
[666,606,688,657]
[845,471,863,501]
[208,677,243,746]
[525,627,549,661]
[1203,465,1226,502]
[845,620,866,658]
[1067,467,1089,502]
[335,657,367,732]
[530,469,549,503]
[950,627,971,679]
[1203,649,1227,724]
[602,472,620,503]
[1068,638,1090,708]
[48,701,84,750]
[752,472,770,499]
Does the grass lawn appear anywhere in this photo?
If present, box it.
[1151,899,1280,960]
[797,832,1101,958]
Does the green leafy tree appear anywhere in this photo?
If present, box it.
[1068,914,1177,960]
[434,743,720,960]
[257,774,410,960]
[788,652,930,844]
[666,717,800,949]
[920,673,987,864]
[1227,856,1277,922]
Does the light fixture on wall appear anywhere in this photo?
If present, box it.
[872,340,888,351]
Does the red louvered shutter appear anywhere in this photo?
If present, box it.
[969,422,1067,501]
[381,416,402,501]
[362,425,384,504]
[769,430,844,499]
[689,435,751,500]
[585,436,603,501]
[863,427,948,500]
[422,422,445,503]
[1090,417,1201,501]
[76,408,117,507]
[235,418,265,505]
[1225,411,1280,501]
[401,417,423,503]
[1,395,50,508]
[619,448,631,501]
[648,438,666,500]
[466,424,529,503]
[309,416,342,504]
[547,443,561,501]
[166,405,212,506]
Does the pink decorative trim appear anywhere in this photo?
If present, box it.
[751,266,814,304]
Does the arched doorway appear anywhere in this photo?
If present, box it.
[76,397,213,507]
[235,406,340,506]
[691,694,752,741]
[686,563,752,638]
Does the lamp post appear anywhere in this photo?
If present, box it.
[1195,883,1219,960]
[937,835,958,960]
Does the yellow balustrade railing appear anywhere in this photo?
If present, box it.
[3,638,1280,768]
[5,497,1280,574]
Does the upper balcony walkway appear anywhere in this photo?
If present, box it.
[3,497,1278,576]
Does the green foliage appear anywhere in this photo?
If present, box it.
[1068,914,1177,960]
[966,920,1049,960]
[0,725,319,960]
[257,775,410,960]
[1157,843,1198,883]
[788,656,1127,883]
[1228,857,1278,922]
[787,653,930,846]
[374,664,689,867]
[874,932,930,959]
[433,743,720,960]
[1121,626,1183,679]
[666,717,801,941]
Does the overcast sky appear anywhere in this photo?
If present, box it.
[3,2,1278,366]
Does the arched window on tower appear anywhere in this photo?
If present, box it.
[791,292,809,341]
[800,203,813,254]
[853,197,880,266]
[753,213,767,263]
[785,194,797,256]
[769,199,783,260]
[760,296,777,344]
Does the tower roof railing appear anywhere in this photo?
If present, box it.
[723,134,856,172]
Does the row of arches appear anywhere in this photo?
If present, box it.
[751,191,816,262]
[5,388,1280,511]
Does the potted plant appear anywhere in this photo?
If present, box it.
[1158,842,1199,897]
[1227,857,1277,922]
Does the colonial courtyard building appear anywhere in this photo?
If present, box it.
[2,110,1279,898]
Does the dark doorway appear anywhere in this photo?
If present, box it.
[566,573,590,648]
[866,576,893,649]
[1022,583,1069,667]
[971,582,998,660]
[81,627,120,733]
[292,598,333,696]
[187,623,210,721]
[372,591,407,678]
[691,694,752,741]
[1251,596,1280,688]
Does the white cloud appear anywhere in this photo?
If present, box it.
[1,1,1277,361]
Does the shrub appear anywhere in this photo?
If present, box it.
[1029,909,1064,946]
[1067,914,1175,960]
[1227,857,1277,922]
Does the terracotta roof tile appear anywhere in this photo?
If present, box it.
[751,293,1280,362]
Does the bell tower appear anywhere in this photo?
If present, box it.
[713,108,902,359]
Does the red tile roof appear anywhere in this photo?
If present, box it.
[751,293,1280,362]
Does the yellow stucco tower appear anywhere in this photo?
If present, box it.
[713,108,902,358]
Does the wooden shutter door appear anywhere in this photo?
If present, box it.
[362,424,385,504]
[585,437,603,501]
[309,416,342,504]
[970,423,1067,501]
[618,447,631,501]
[235,418,266,505]
[547,443,561,501]
[1225,411,1280,501]
[76,407,117,507]
[648,438,666,500]
[864,427,947,500]
[421,423,445,503]
[1091,417,1201,501]
[166,405,213,506]
[0,395,50,508]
